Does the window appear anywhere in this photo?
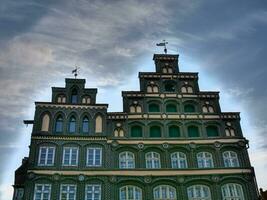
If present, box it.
[38,147,55,166]
[119,151,135,169]
[55,115,63,133]
[82,117,89,133]
[202,105,215,113]
[184,104,195,113]
[153,185,177,200]
[221,183,244,200]
[225,128,235,136]
[131,125,142,137]
[150,126,161,137]
[146,152,161,168]
[57,94,66,103]
[120,186,142,200]
[114,128,124,137]
[87,148,102,167]
[188,126,199,137]
[147,85,159,93]
[149,104,160,112]
[95,115,103,133]
[82,96,91,104]
[181,86,193,93]
[60,184,76,200]
[171,152,187,168]
[223,151,239,167]
[62,147,79,166]
[206,126,219,137]
[130,105,142,113]
[187,185,211,200]
[85,184,101,200]
[69,116,76,133]
[71,89,78,104]
[34,184,51,200]
[197,152,214,168]
[169,126,180,137]
[165,83,175,92]
[41,114,50,132]
[166,104,177,112]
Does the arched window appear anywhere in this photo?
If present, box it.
[146,152,161,168]
[153,185,177,200]
[55,115,63,133]
[150,126,161,137]
[119,151,135,169]
[169,126,180,137]
[165,83,175,92]
[223,151,239,167]
[202,105,214,113]
[130,105,142,113]
[57,94,66,103]
[114,128,124,137]
[71,88,78,104]
[221,183,244,200]
[95,115,103,133]
[41,114,50,131]
[188,126,199,137]
[82,96,91,104]
[171,152,187,168]
[69,116,76,133]
[131,125,142,137]
[206,126,219,137]
[184,104,196,113]
[147,85,159,93]
[120,186,142,200]
[149,104,160,112]
[82,117,89,133]
[197,152,214,168]
[187,185,211,200]
[225,128,235,136]
[166,104,177,112]
[181,86,193,93]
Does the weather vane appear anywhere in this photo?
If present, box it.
[156,40,168,54]
[72,66,80,79]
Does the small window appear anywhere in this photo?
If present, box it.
[62,147,79,166]
[120,186,142,200]
[41,114,50,132]
[119,151,135,169]
[82,96,91,104]
[169,126,180,137]
[225,128,235,136]
[153,185,176,200]
[34,184,51,200]
[197,152,214,168]
[57,94,66,103]
[146,152,161,168]
[184,104,195,113]
[188,126,199,137]
[131,125,142,137]
[55,115,63,133]
[69,116,76,133]
[71,88,78,104]
[150,126,161,137]
[82,117,89,133]
[187,185,211,200]
[86,147,102,167]
[203,105,214,113]
[60,184,77,200]
[149,103,160,112]
[95,115,103,133]
[223,151,239,167]
[166,104,177,112]
[85,184,101,200]
[221,183,244,200]
[181,86,193,93]
[165,83,175,92]
[206,126,219,137]
[38,146,55,166]
[171,152,187,168]
[130,105,142,113]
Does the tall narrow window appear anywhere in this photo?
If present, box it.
[119,151,135,169]
[166,104,177,112]
[41,114,50,132]
[60,184,76,200]
[55,115,63,133]
[150,126,161,137]
[197,152,214,168]
[87,148,102,167]
[85,184,101,200]
[82,117,89,133]
[153,185,177,200]
[146,152,161,169]
[34,184,51,200]
[171,152,187,168]
[69,116,76,133]
[169,126,180,137]
[187,185,211,200]
[223,151,239,167]
[149,104,160,112]
[184,104,195,113]
[206,126,219,137]
[120,186,142,200]
[95,115,103,133]
[131,125,142,137]
[38,147,55,166]
[188,126,199,137]
[71,89,78,104]
[62,147,79,166]
[221,183,244,200]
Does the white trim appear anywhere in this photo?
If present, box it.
[33,184,51,200]
[38,146,55,166]
[85,184,101,200]
[119,151,135,169]
[86,147,102,167]
[62,147,79,166]
[59,184,77,200]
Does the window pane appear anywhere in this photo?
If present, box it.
[207,126,219,137]
[150,126,161,137]
[188,126,199,137]
[131,126,142,137]
[169,126,180,137]
[82,117,89,133]
[184,104,195,113]
[166,104,177,112]
[69,117,76,133]
[149,104,160,112]
[55,116,63,133]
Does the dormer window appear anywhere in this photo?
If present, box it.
[57,94,66,103]
[71,88,78,104]
[82,96,91,104]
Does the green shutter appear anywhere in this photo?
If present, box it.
[149,104,160,112]
[207,126,219,137]
[150,126,161,137]
[184,104,195,113]
[169,126,180,137]
[131,126,142,137]
[188,126,199,137]
[166,104,177,112]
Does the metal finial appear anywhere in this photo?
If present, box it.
[72,66,79,79]
[156,40,168,54]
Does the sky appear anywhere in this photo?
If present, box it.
[0,0,267,199]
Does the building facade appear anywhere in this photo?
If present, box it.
[13,54,259,200]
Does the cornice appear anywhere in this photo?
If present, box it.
[35,103,108,109]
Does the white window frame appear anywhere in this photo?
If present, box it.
[223,151,239,167]
[197,152,214,168]
[171,152,188,169]
[120,185,142,200]
[62,147,79,166]
[145,152,161,169]
[34,184,51,200]
[60,184,77,200]
[86,147,102,167]
[38,146,55,166]
[119,151,135,169]
[187,185,211,200]
[221,183,244,200]
[153,185,177,200]
[85,184,101,200]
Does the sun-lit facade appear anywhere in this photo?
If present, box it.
[12,54,259,200]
